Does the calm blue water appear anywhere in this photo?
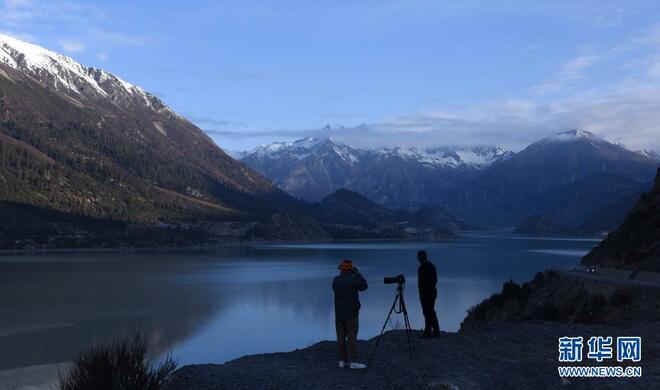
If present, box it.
[0,231,600,371]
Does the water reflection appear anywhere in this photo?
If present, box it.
[0,232,598,371]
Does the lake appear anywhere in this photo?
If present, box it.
[0,231,600,379]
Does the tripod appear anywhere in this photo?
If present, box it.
[368,283,416,365]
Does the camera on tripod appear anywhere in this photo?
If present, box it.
[369,273,415,365]
[383,274,405,285]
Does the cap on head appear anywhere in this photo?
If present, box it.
[417,250,428,262]
[338,259,354,271]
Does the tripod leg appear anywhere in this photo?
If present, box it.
[403,311,416,356]
[367,293,399,365]
[399,291,415,357]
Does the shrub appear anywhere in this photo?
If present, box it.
[59,332,177,390]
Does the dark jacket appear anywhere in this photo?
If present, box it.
[333,270,368,320]
[418,260,437,296]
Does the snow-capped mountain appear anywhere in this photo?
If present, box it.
[446,129,659,229]
[0,33,295,226]
[247,138,363,165]
[238,137,513,206]
[242,137,511,170]
[0,33,177,118]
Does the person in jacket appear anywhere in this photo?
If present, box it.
[417,250,440,338]
[332,259,368,369]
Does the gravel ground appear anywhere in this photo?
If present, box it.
[166,320,659,390]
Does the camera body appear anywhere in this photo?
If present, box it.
[383,274,405,285]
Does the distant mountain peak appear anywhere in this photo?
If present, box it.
[246,137,360,165]
[526,129,612,151]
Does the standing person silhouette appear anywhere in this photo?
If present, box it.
[417,250,440,338]
[332,259,368,369]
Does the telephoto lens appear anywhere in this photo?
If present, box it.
[383,274,405,285]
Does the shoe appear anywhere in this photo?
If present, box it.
[432,332,440,338]
[338,360,347,368]
[417,333,431,339]
[349,362,366,369]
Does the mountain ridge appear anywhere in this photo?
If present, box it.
[239,136,513,206]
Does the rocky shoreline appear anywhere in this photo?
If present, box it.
[165,271,660,390]
[165,321,658,390]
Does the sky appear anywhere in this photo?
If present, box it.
[1,0,660,152]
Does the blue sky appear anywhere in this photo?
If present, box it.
[1,0,660,151]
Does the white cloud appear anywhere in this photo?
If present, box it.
[0,1,144,51]
[532,55,600,95]
[0,0,36,23]
[222,76,660,153]
[57,39,85,53]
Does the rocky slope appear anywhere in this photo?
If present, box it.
[583,168,660,271]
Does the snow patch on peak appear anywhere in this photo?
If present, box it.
[0,33,108,96]
[528,130,610,150]
[0,33,179,118]
[548,129,597,142]
[292,137,324,149]
[636,149,660,161]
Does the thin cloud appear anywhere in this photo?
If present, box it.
[0,1,145,52]
[57,39,85,53]
[532,54,600,95]
[219,78,660,153]
[0,0,36,23]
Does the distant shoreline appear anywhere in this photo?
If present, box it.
[0,235,464,256]
[0,230,608,256]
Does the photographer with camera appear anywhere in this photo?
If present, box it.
[417,250,440,338]
[332,259,368,369]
